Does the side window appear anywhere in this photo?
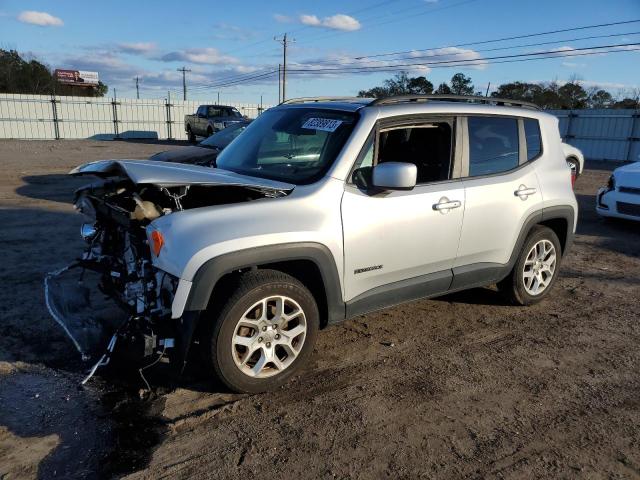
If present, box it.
[377,121,453,183]
[208,106,222,117]
[197,106,206,116]
[468,116,519,176]
[523,118,542,161]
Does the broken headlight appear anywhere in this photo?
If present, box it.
[74,194,97,221]
[80,223,98,242]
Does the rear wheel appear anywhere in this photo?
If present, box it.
[203,270,319,393]
[498,225,562,306]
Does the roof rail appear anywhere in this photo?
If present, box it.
[369,94,540,110]
[280,96,368,105]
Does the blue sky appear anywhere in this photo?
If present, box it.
[1,0,639,104]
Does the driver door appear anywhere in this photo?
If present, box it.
[342,117,465,314]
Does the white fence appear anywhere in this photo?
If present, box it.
[548,109,640,162]
[1,94,638,162]
[0,93,271,140]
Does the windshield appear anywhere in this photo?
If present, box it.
[215,108,357,184]
[200,122,250,149]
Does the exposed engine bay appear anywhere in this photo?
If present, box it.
[44,160,294,381]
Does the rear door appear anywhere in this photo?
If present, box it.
[342,116,465,310]
[452,115,544,287]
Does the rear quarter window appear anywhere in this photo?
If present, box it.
[523,118,542,161]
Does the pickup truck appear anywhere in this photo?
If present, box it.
[184,105,244,142]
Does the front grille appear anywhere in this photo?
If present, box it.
[617,202,640,217]
[619,186,640,195]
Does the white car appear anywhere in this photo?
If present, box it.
[596,162,640,221]
[561,143,584,182]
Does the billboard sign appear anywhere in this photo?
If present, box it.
[54,69,99,86]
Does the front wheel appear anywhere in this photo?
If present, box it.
[203,270,319,393]
[498,225,562,306]
[187,126,196,143]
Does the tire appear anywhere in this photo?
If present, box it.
[567,158,579,181]
[202,269,319,393]
[497,225,562,306]
[187,126,196,143]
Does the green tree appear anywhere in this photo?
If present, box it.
[588,89,613,108]
[358,72,433,98]
[0,49,108,97]
[557,82,588,109]
[450,73,474,95]
[434,82,452,94]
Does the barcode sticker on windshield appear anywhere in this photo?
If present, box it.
[302,118,343,132]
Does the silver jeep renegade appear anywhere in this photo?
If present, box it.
[46,95,578,393]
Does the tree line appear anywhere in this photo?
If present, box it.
[358,72,640,109]
[0,49,108,97]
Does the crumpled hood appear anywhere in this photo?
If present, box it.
[615,161,640,187]
[70,159,295,193]
[149,146,219,165]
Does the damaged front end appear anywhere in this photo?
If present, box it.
[45,160,294,383]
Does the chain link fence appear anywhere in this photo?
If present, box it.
[0,93,271,140]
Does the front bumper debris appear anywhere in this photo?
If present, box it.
[44,262,130,362]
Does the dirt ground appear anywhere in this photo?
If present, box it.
[0,139,638,479]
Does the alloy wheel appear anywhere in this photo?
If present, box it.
[231,295,307,378]
[522,239,557,295]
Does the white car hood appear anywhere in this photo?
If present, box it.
[70,159,295,193]
[615,162,640,187]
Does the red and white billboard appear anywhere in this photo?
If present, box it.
[54,69,99,86]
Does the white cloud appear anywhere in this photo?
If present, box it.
[274,13,292,23]
[300,14,322,26]
[407,47,487,70]
[17,11,63,27]
[299,13,361,31]
[424,0,439,3]
[117,42,157,55]
[160,48,239,65]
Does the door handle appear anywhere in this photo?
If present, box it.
[515,185,537,199]
[433,198,462,212]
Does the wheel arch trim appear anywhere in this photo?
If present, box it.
[182,242,345,322]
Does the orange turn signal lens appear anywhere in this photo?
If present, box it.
[151,230,164,256]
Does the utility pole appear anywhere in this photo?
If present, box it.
[135,76,140,99]
[277,64,282,103]
[485,81,491,97]
[217,91,220,104]
[275,34,293,102]
[177,67,191,101]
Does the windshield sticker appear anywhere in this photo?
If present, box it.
[302,118,343,132]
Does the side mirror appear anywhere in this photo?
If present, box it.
[372,162,417,191]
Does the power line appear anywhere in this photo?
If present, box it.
[285,42,640,73]
[355,18,640,60]
[188,70,278,92]
[188,69,278,91]
[296,30,640,68]
[285,46,640,76]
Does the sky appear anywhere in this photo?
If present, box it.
[1,0,639,104]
